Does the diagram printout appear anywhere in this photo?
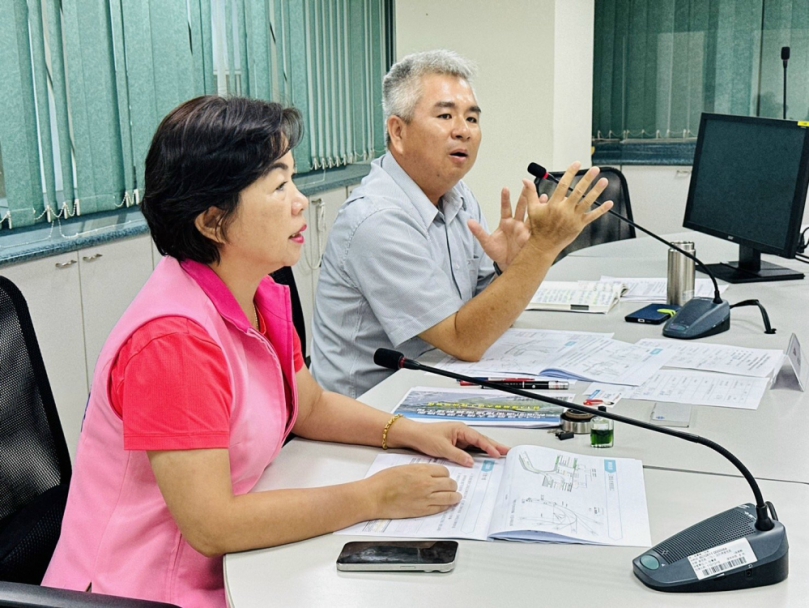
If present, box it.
[634,340,784,379]
[436,329,612,378]
[487,446,651,547]
[337,446,651,548]
[540,336,675,386]
[624,369,770,410]
[437,330,673,386]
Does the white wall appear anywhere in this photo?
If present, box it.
[621,166,809,240]
[395,0,595,228]
[552,1,596,169]
[620,166,694,236]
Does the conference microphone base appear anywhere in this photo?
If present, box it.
[633,503,788,593]
[662,297,730,340]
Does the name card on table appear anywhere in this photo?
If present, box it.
[781,333,808,391]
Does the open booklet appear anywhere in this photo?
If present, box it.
[391,386,572,428]
[527,281,626,314]
[437,330,674,386]
[338,445,651,548]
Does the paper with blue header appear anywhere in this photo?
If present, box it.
[338,445,651,548]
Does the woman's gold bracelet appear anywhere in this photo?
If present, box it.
[382,414,404,450]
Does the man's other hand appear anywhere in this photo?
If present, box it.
[523,161,613,257]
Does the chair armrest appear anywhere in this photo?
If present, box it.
[0,582,181,608]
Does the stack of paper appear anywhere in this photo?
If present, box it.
[599,276,728,303]
[527,281,626,313]
[585,341,784,410]
[437,329,673,386]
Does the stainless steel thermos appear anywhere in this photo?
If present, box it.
[667,241,696,306]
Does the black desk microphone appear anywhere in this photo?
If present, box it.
[782,46,790,120]
[374,348,789,593]
[527,163,731,339]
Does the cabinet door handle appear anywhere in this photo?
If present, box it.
[82,253,103,262]
[54,259,77,268]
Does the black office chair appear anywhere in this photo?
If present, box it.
[537,166,636,261]
[0,276,71,586]
[270,266,307,362]
[0,276,179,607]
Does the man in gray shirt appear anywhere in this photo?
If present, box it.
[311,50,611,398]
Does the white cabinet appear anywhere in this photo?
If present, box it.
[78,236,154,386]
[1,253,87,460]
[292,186,352,354]
[1,234,154,460]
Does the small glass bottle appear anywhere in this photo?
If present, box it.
[590,406,614,448]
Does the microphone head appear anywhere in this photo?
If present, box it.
[374,348,406,370]
[781,46,790,61]
[527,162,548,180]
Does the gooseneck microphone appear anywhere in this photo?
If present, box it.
[374,348,789,593]
[782,46,790,120]
[527,162,732,339]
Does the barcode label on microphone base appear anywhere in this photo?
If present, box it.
[687,538,757,580]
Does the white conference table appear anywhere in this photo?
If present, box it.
[511,232,808,484]
[224,441,808,607]
[225,232,809,606]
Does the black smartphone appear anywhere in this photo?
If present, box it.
[336,540,458,572]
[624,304,680,325]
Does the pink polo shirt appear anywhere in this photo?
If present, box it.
[44,257,300,607]
[109,315,303,451]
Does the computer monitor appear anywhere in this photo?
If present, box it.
[683,113,809,283]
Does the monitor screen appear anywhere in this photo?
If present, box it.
[683,113,809,283]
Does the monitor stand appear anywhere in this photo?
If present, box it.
[698,245,804,284]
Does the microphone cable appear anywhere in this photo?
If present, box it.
[529,163,786,335]
[729,299,776,334]
[794,226,809,263]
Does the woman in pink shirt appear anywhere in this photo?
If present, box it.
[43,96,508,607]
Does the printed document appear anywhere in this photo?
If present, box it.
[541,335,674,385]
[436,329,613,378]
[624,370,769,409]
[436,330,673,385]
[600,276,727,302]
[635,339,784,378]
[391,386,571,428]
[527,281,624,313]
[338,445,651,547]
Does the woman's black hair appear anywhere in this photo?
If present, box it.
[142,96,304,264]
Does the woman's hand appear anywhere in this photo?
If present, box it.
[363,464,461,519]
[386,417,509,467]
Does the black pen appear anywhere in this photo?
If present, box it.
[459,379,570,390]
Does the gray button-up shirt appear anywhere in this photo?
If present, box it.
[311,153,496,398]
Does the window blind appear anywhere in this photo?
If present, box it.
[0,0,390,232]
[593,0,809,143]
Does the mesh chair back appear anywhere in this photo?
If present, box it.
[0,276,71,583]
[537,166,635,260]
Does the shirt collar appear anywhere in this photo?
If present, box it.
[180,259,279,334]
[380,152,466,228]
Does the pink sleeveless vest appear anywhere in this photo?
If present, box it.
[43,257,298,607]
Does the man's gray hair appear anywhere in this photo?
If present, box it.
[383,49,477,128]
